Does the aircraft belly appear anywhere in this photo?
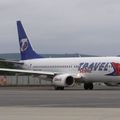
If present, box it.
[85,73,120,82]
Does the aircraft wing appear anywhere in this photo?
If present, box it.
[0,68,82,79]
[0,59,23,65]
[0,68,55,76]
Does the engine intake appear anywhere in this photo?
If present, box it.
[66,76,74,85]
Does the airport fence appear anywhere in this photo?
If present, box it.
[0,75,53,86]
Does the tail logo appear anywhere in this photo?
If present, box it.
[20,38,28,52]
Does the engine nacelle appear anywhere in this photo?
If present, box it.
[53,74,74,87]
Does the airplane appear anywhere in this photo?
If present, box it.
[0,21,120,90]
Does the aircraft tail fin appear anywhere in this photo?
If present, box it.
[17,21,43,60]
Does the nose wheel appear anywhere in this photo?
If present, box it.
[84,82,93,90]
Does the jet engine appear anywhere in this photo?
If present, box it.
[53,74,74,87]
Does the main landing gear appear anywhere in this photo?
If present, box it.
[54,86,64,90]
[54,83,94,90]
[84,82,93,90]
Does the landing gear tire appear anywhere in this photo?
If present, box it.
[84,83,93,90]
[54,86,64,90]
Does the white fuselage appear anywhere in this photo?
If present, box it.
[21,57,120,83]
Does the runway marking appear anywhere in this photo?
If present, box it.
[28,102,120,107]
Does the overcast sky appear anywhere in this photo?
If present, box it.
[0,0,120,56]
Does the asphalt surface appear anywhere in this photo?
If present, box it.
[0,86,120,107]
[1,107,120,120]
[1,86,120,120]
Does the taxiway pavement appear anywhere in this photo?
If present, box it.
[0,86,120,107]
[0,86,120,120]
[0,107,120,120]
